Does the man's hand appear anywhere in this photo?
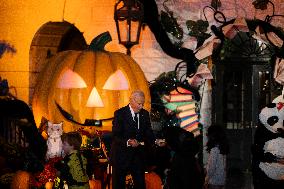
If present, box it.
[155,139,166,147]
[127,139,140,147]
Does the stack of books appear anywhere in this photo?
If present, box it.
[162,87,201,137]
[162,98,195,112]
[176,106,200,137]
[163,87,193,103]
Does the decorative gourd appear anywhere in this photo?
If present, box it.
[145,172,162,189]
[89,178,101,189]
[45,179,54,189]
[11,170,31,189]
[32,32,150,132]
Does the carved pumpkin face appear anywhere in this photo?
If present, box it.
[32,33,150,132]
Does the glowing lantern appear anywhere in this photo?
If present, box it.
[32,32,150,132]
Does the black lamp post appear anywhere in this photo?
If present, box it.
[114,0,144,55]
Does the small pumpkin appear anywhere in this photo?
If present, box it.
[11,170,31,189]
[89,178,101,189]
[145,172,162,189]
[45,179,54,189]
[32,32,150,132]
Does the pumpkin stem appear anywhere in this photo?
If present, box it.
[89,31,112,51]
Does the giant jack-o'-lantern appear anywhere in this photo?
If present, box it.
[32,32,150,132]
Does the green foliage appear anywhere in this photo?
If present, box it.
[149,71,181,128]
[211,0,222,10]
[186,19,211,47]
[0,41,16,58]
[0,79,9,96]
[252,0,269,10]
[160,10,183,40]
[0,136,22,158]
[0,173,15,186]
[160,1,211,48]
[219,39,233,60]
[0,136,44,173]
[150,71,178,97]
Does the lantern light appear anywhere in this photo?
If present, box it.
[86,86,104,107]
[57,69,87,89]
[103,69,129,90]
[114,0,144,55]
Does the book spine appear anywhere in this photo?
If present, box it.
[168,99,194,102]
[180,115,198,125]
[184,127,201,137]
[181,121,199,130]
[170,88,193,95]
[177,112,197,119]
[164,94,193,102]
[163,101,195,111]
[177,105,195,112]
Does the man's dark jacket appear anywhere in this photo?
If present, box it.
[110,105,155,169]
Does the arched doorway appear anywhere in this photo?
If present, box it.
[29,21,87,104]
[212,31,282,188]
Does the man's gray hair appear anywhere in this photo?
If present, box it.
[130,90,145,99]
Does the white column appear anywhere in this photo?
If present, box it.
[199,81,212,167]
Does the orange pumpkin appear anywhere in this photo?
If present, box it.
[145,172,163,189]
[32,32,150,132]
[11,170,31,189]
[89,179,102,189]
[45,179,54,189]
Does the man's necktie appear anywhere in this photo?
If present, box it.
[134,113,141,140]
[134,113,138,128]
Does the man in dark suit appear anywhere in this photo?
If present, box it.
[110,90,156,189]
